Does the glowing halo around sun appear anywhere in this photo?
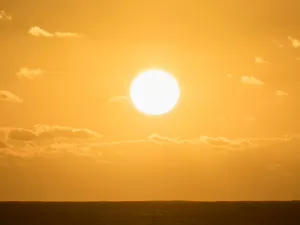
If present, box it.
[130,69,180,115]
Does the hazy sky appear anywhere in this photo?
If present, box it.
[1,0,300,201]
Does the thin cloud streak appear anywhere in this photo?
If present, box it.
[240,76,264,85]
[28,26,82,38]
[54,32,82,38]
[0,91,22,103]
[5,125,102,142]
[272,39,283,48]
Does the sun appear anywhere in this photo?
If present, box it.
[130,69,180,115]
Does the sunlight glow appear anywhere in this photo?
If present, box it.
[130,70,180,115]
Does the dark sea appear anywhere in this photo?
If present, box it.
[0,201,300,225]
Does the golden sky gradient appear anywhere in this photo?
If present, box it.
[0,0,300,201]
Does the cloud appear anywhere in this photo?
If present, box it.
[108,96,128,103]
[54,32,82,38]
[28,26,53,37]
[288,36,300,48]
[0,141,9,149]
[34,124,101,139]
[195,136,250,149]
[240,76,264,85]
[17,68,43,79]
[244,116,256,122]
[148,133,182,144]
[0,10,12,20]
[5,125,101,142]
[1,132,300,200]
[2,132,298,158]
[276,90,288,96]
[28,26,82,38]
[255,56,269,64]
[0,91,22,103]
[7,129,37,141]
[272,39,283,48]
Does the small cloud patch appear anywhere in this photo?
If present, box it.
[0,91,22,103]
[0,10,12,20]
[29,26,82,38]
[240,76,264,85]
[276,90,288,97]
[255,56,269,64]
[17,68,43,79]
[288,36,300,48]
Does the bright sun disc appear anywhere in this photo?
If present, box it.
[130,70,180,115]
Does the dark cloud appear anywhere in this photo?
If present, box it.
[0,141,9,148]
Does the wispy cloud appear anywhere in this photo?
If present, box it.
[276,90,288,97]
[288,36,300,48]
[28,26,53,37]
[34,124,101,139]
[148,133,182,144]
[1,129,300,200]
[272,39,283,48]
[28,26,82,38]
[17,68,43,79]
[0,10,12,20]
[240,76,264,85]
[5,125,101,142]
[54,32,82,38]
[255,56,269,64]
[0,91,22,103]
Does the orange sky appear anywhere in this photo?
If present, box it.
[0,0,300,201]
